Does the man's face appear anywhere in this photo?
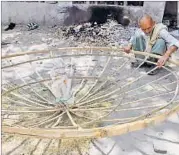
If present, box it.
[139,20,155,36]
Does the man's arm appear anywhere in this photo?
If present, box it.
[123,35,135,53]
[157,29,179,67]
[123,43,132,53]
[123,28,144,54]
[157,45,178,67]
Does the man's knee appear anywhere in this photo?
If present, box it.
[132,34,146,51]
[155,38,166,47]
[152,39,166,55]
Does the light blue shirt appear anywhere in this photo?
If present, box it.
[130,28,179,50]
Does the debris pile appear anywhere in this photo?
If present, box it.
[57,19,137,46]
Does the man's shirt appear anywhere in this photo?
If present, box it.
[130,28,179,49]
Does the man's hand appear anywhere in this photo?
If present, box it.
[157,54,169,68]
[123,44,132,54]
[157,46,178,68]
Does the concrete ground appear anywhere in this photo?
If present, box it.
[89,113,179,155]
[2,25,179,155]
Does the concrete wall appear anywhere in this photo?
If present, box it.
[2,1,177,27]
[143,2,166,23]
[124,6,143,26]
[178,2,179,27]
[1,1,73,25]
[165,1,177,16]
[1,1,143,26]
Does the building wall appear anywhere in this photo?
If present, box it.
[3,1,175,27]
[165,1,177,16]
[1,1,73,25]
[124,6,143,26]
[1,1,143,26]
[143,1,166,23]
[178,2,179,27]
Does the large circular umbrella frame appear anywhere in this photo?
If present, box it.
[2,47,179,141]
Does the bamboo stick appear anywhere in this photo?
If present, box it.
[76,56,111,103]
[2,47,179,65]
[2,104,179,139]
[30,112,65,128]
[71,104,164,112]
[86,58,129,99]
[76,66,159,106]
[2,76,98,96]
[76,66,177,107]
[2,46,179,140]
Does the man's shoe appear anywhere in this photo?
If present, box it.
[145,65,160,75]
[131,61,151,68]
[146,56,159,66]
[131,61,140,68]
[147,57,158,63]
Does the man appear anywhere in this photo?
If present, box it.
[123,15,179,75]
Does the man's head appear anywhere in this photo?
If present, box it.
[138,15,155,36]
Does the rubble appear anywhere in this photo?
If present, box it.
[56,19,137,46]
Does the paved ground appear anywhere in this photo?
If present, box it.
[89,113,179,155]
